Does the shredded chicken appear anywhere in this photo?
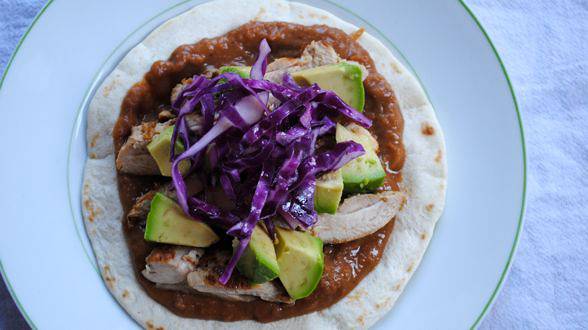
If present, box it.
[142,247,204,284]
[185,250,293,304]
[265,41,368,83]
[115,113,202,176]
[127,177,203,226]
[116,121,171,175]
[312,191,406,244]
[143,248,292,304]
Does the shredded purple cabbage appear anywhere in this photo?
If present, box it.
[169,39,369,284]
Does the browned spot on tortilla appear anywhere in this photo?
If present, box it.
[435,149,443,163]
[390,61,402,74]
[425,203,434,213]
[407,263,414,273]
[102,82,114,97]
[393,283,401,290]
[376,297,391,310]
[145,321,164,330]
[90,134,99,148]
[347,288,367,302]
[421,233,427,240]
[357,315,365,327]
[350,27,365,41]
[83,198,99,223]
[308,12,328,19]
[89,152,97,159]
[122,290,129,298]
[421,123,435,136]
[254,7,266,20]
[103,266,115,288]
[399,194,408,210]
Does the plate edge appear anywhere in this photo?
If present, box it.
[458,1,527,329]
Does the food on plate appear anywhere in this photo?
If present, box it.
[82,0,446,328]
[235,225,280,284]
[275,227,324,300]
[144,193,219,247]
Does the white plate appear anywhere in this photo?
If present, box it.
[0,0,525,329]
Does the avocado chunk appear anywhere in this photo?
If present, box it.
[292,62,365,111]
[314,170,343,214]
[336,124,386,193]
[145,193,219,247]
[336,123,379,151]
[275,227,324,300]
[235,225,280,284]
[147,126,190,177]
[219,65,251,78]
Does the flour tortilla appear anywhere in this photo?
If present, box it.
[82,0,447,328]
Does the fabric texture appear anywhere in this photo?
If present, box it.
[468,1,588,328]
[0,0,586,329]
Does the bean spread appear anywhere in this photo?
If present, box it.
[113,22,405,322]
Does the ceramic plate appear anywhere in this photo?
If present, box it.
[0,0,525,328]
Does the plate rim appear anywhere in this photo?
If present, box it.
[0,0,527,329]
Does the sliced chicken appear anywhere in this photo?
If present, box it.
[170,67,218,104]
[142,247,204,284]
[127,176,203,226]
[186,250,293,304]
[116,121,170,175]
[127,186,173,227]
[116,114,202,176]
[265,41,368,83]
[171,78,193,105]
[313,191,406,244]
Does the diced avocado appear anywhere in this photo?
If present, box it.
[336,124,386,193]
[147,126,190,177]
[314,170,343,214]
[144,193,219,247]
[235,225,280,284]
[219,66,251,78]
[275,227,324,300]
[292,62,365,111]
[335,123,379,151]
[340,149,386,193]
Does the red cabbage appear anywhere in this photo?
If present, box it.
[250,39,271,80]
[168,39,369,284]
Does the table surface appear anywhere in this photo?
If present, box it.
[1,0,587,329]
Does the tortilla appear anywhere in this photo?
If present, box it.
[82,0,447,328]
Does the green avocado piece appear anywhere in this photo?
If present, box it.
[340,149,386,193]
[291,62,365,111]
[336,124,386,193]
[314,170,343,214]
[147,126,190,177]
[219,66,251,78]
[335,123,379,151]
[144,193,219,247]
[235,225,280,284]
[275,227,324,300]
